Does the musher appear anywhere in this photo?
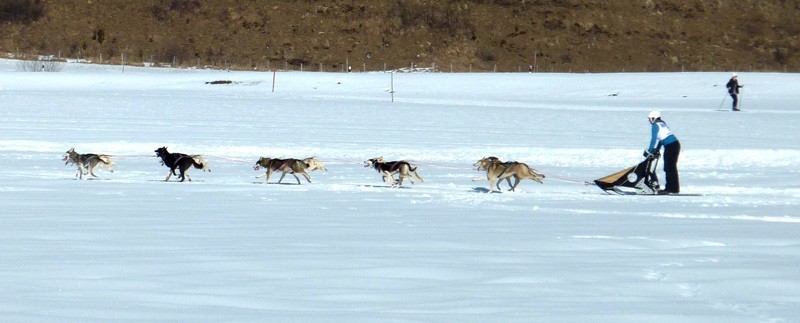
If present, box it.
[645,111,681,194]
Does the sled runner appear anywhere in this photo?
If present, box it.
[594,155,661,195]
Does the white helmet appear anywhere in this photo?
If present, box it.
[648,111,661,123]
[732,72,738,77]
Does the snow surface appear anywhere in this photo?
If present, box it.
[1,59,799,322]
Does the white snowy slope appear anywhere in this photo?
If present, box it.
[0,59,799,322]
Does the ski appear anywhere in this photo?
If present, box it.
[606,188,703,196]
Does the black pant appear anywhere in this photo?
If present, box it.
[730,92,739,109]
[663,141,681,193]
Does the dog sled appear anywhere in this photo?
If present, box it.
[594,155,661,195]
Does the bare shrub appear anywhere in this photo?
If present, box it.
[0,0,45,23]
[476,46,495,62]
[389,1,474,37]
[150,0,200,21]
[168,0,200,14]
[16,59,64,72]
[159,42,190,65]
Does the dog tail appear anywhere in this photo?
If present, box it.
[409,165,424,183]
[97,155,114,165]
[526,164,545,184]
[192,155,209,172]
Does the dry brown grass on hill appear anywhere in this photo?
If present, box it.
[1,0,798,72]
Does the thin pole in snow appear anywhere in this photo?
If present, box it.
[717,91,728,110]
[272,67,277,93]
[390,72,394,102]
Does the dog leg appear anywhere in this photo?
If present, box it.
[381,171,392,184]
[89,164,99,178]
[502,177,513,191]
[301,173,312,183]
[496,177,506,192]
[265,169,273,184]
[277,172,287,184]
[178,166,188,182]
[291,173,301,185]
[509,176,521,191]
[165,171,172,181]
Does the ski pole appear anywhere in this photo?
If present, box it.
[717,91,728,110]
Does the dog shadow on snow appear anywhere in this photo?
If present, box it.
[471,187,506,193]
[250,181,306,185]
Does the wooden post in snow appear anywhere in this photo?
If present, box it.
[272,67,277,93]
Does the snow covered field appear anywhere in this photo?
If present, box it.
[1,59,799,322]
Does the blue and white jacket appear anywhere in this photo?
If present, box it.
[648,120,678,153]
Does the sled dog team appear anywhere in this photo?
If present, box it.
[63,148,545,192]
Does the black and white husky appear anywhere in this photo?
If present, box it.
[364,156,423,187]
[154,147,209,182]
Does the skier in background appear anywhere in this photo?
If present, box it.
[645,111,680,194]
[726,73,743,111]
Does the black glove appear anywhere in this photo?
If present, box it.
[643,150,657,159]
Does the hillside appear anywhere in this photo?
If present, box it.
[1,0,798,72]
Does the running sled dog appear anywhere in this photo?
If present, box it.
[62,148,116,179]
[254,157,327,184]
[154,147,209,182]
[473,156,545,193]
[364,157,424,187]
